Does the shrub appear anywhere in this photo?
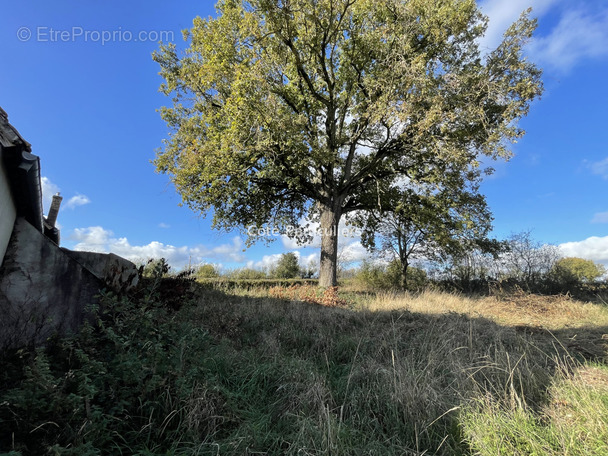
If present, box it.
[196,263,220,279]
[141,257,170,279]
[228,267,267,280]
[354,260,427,291]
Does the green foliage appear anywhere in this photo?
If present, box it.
[153,0,543,286]
[355,260,426,291]
[550,257,606,286]
[272,252,301,279]
[0,290,212,454]
[141,257,171,279]
[195,263,220,279]
[228,267,267,280]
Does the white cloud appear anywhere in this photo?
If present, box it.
[158,223,171,229]
[41,176,91,214]
[338,241,369,264]
[254,253,285,271]
[592,212,608,224]
[590,158,608,180]
[479,0,556,52]
[65,194,91,209]
[300,252,318,267]
[479,1,608,72]
[529,7,608,71]
[559,236,608,266]
[69,226,247,269]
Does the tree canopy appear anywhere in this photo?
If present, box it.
[154,0,543,286]
[551,257,606,285]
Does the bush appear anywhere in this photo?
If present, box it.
[228,267,267,280]
[141,257,170,278]
[0,289,210,454]
[196,263,220,279]
[354,260,426,291]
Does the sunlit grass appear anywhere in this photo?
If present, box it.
[366,289,608,330]
[461,362,608,455]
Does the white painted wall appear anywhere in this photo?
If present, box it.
[0,150,17,264]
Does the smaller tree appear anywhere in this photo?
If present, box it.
[301,258,318,279]
[273,253,301,279]
[357,183,496,290]
[354,259,426,291]
[550,257,606,287]
[504,231,560,289]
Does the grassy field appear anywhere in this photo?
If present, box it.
[1,281,607,455]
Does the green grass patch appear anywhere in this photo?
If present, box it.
[461,363,608,455]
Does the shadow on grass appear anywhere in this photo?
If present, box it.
[1,279,606,455]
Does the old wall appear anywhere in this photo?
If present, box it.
[62,249,139,294]
[0,217,103,349]
[0,151,16,264]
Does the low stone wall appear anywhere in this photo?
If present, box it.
[62,250,139,294]
[0,218,139,349]
[0,218,103,348]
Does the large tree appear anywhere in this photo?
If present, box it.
[153,0,543,287]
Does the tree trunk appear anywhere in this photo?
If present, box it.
[400,258,409,291]
[318,203,342,288]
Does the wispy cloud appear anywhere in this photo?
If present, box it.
[591,212,608,224]
[69,226,247,269]
[158,222,171,229]
[589,158,608,179]
[478,0,556,52]
[479,0,608,72]
[529,7,608,72]
[41,176,91,213]
[65,194,91,209]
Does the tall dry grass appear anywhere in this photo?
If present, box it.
[367,289,608,330]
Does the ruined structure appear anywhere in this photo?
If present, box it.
[0,107,139,349]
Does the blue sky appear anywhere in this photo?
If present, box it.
[1,0,607,271]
